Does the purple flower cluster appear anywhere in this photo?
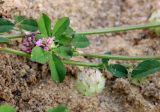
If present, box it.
[35,37,54,51]
[21,34,54,53]
[21,34,36,53]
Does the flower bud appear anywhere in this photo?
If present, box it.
[76,68,106,96]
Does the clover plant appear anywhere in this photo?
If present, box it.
[0,13,160,85]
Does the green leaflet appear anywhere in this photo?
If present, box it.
[107,64,128,78]
[31,47,50,64]
[72,34,90,48]
[131,60,160,78]
[0,37,10,44]
[52,17,70,37]
[49,53,66,82]
[0,104,16,112]
[0,18,14,33]
[15,16,38,32]
[54,46,73,59]
[38,13,52,37]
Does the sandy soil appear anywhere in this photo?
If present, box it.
[0,0,160,112]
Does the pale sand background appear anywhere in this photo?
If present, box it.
[0,0,160,112]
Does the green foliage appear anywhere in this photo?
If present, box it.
[0,37,10,44]
[52,17,70,37]
[15,16,38,32]
[0,18,14,33]
[131,60,160,78]
[35,34,44,39]
[48,105,69,112]
[107,64,128,78]
[18,19,38,32]
[72,34,90,48]
[0,104,16,112]
[49,53,66,82]
[31,47,50,64]
[1,13,160,85]
[63,27,75,36]
[56,35,72,46]
[38,13,52,37]
[54,46,73,59]
[15,16,25,23]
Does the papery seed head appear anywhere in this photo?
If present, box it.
[76,68,106,96]
[21,34,36,53]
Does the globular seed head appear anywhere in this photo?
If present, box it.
[76,68,106,96]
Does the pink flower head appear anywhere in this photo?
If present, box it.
[35,37,54,51]
[36,39,43,46]
[44,46,49,51]
[21,35,54,53]
[47,38,54,45]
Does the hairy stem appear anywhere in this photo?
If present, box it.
[79,53,160,60]
[1,22,160,39]
[77,22,160,35]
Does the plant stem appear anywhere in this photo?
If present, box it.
[77,22,160,35]
[79,53,160,60]
[63,60,101,67]
[0,34,26,39]
[0,47,30,57]
[1,22,160,39]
